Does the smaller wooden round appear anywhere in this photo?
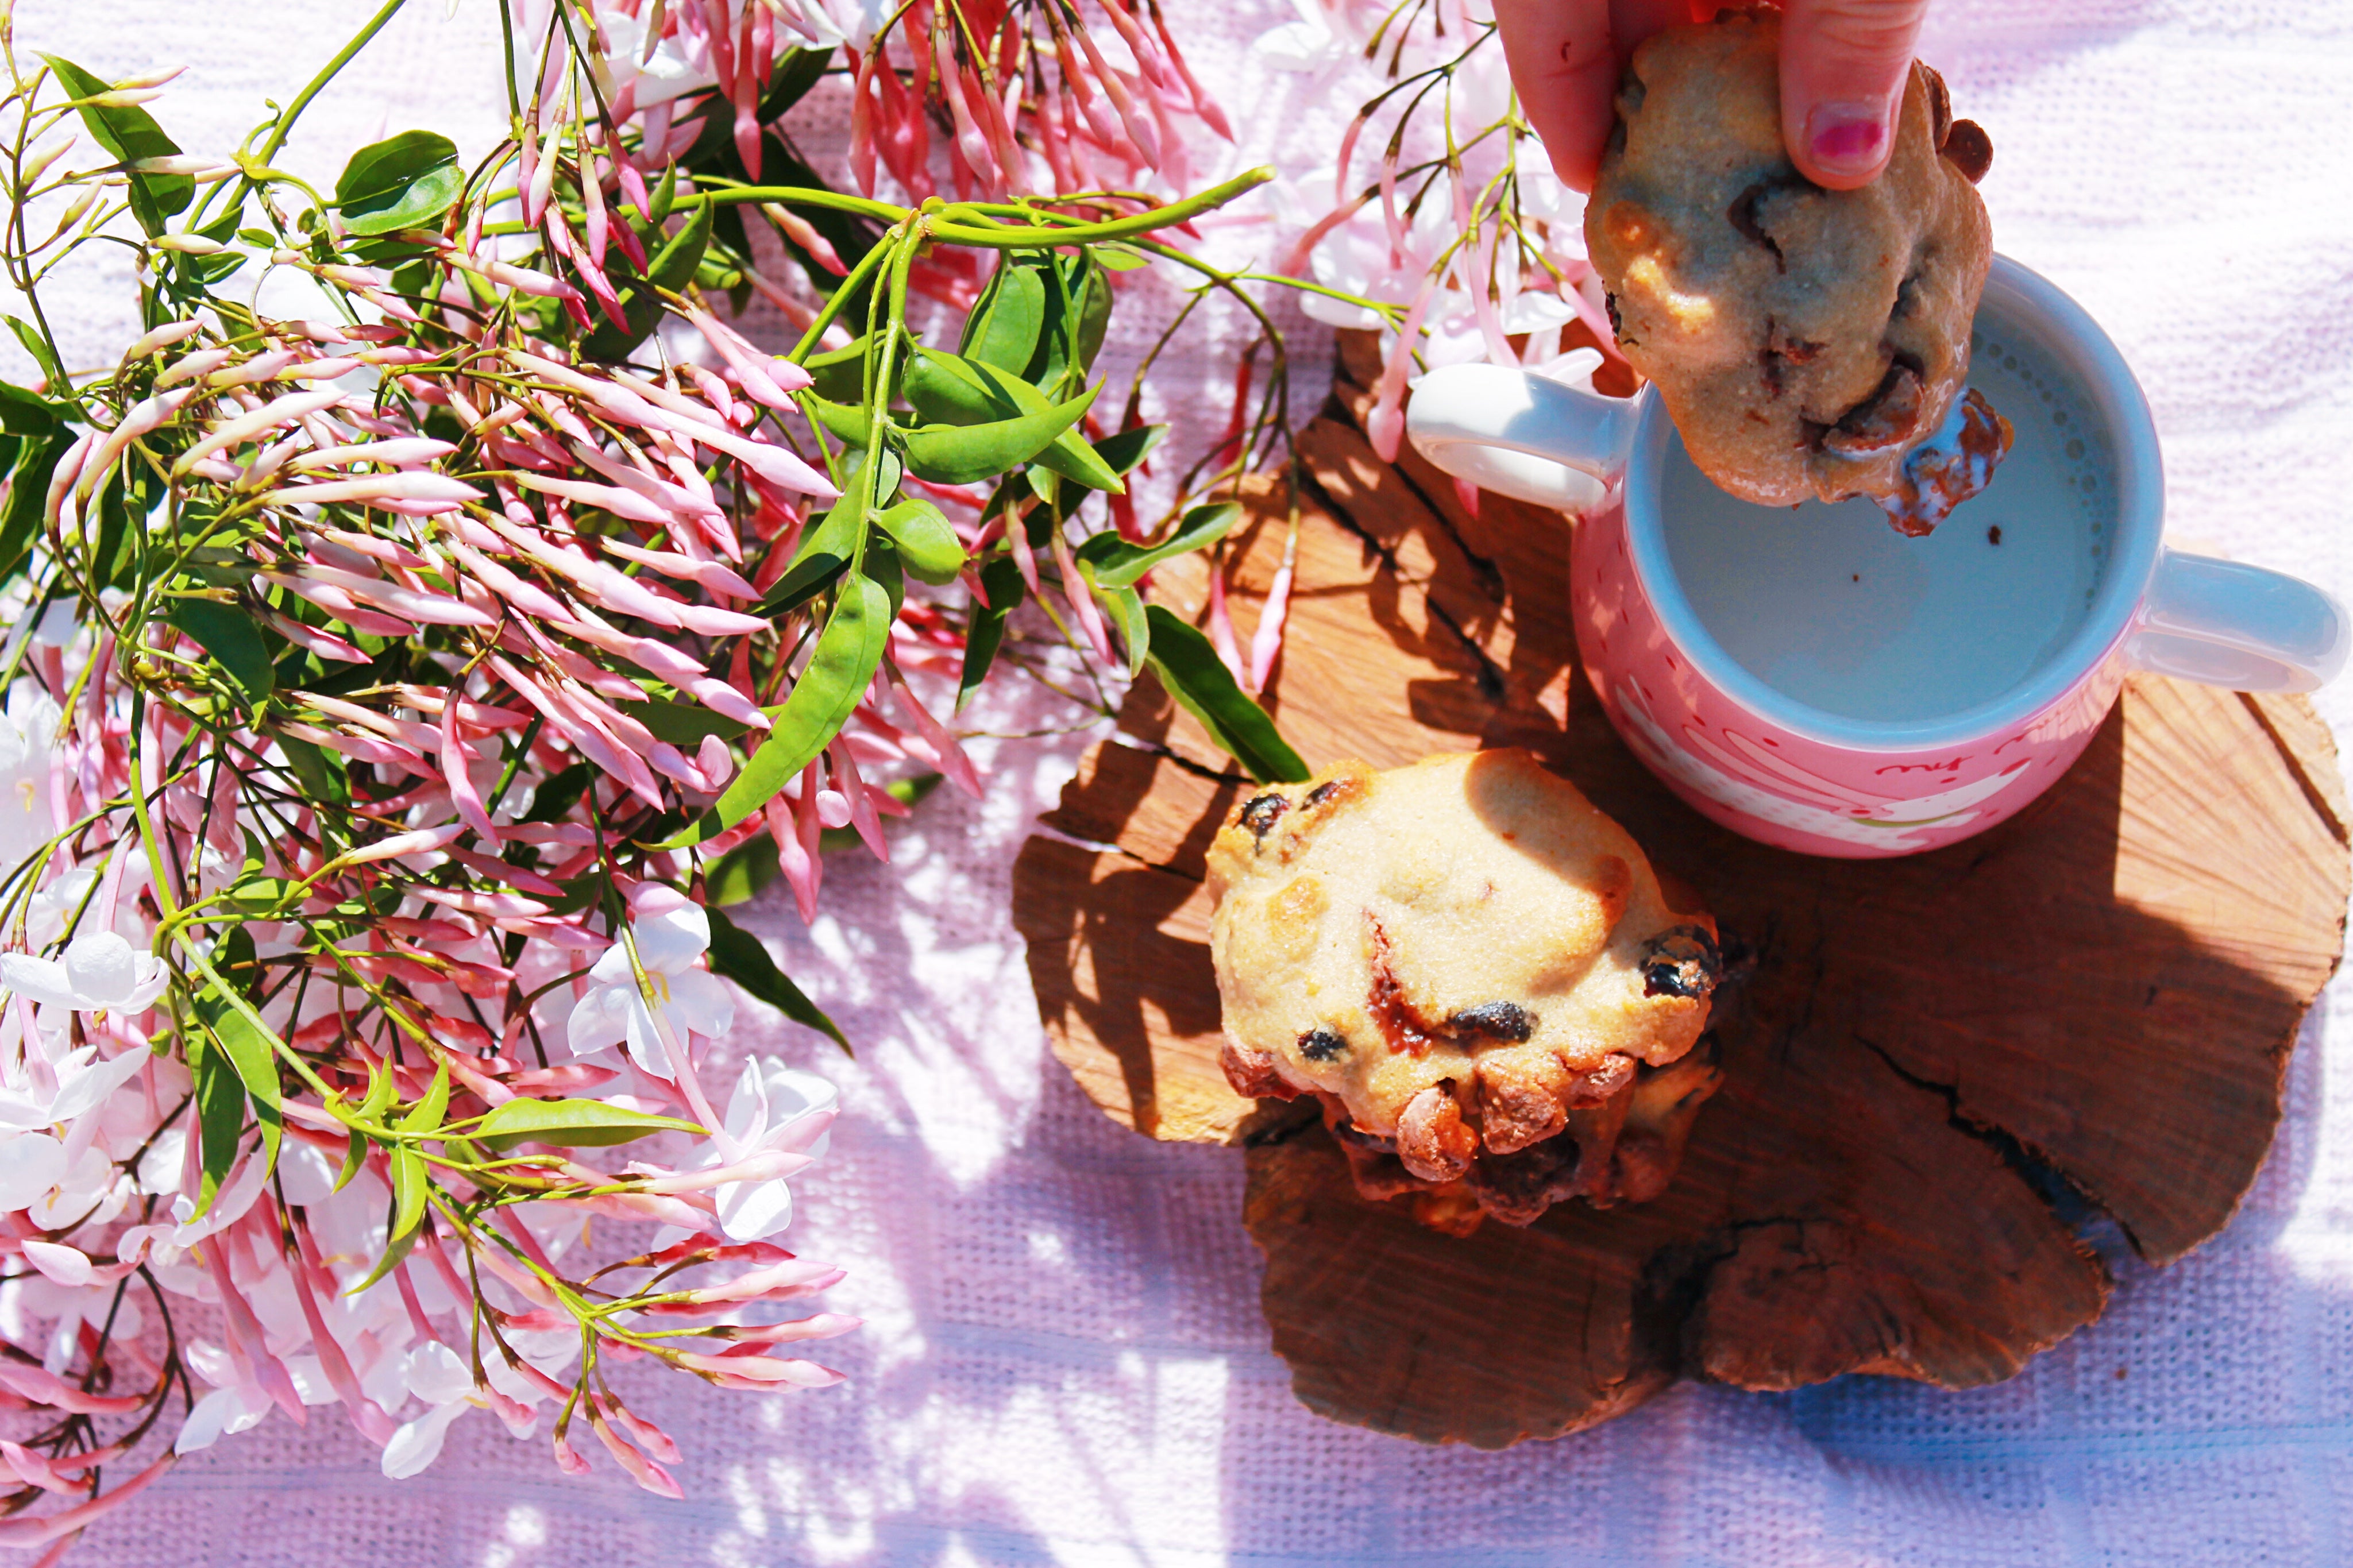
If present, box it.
[1010,339,2351,1449]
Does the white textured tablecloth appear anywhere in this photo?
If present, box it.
[13,1,2353,1562]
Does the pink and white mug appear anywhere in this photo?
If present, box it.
[1405,256,2348,858]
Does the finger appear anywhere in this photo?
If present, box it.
[1493,0,1620,192]
[1778,0,1935,189]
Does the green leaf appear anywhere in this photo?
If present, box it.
[0,379,58,437]
[41,54,191,236]
[277,733,349,808]
[902,349,1124,493]
[706,832,780,906]
[334,130,463,235]
[1142,605,1311,783]
[759,47,834,119]
[188,1034,246,1218]
[331,1057,395,1194]
[647,199,717,291]
[0,434,70,580]
[196,984,283,1180]
[704,907,850,1053]
[396,1062,451,1136]
[958,555,1024,712]
[802,395,872,450]
[6,318,67,396]
[961,262,1046,375]
[622,699,749,745]
[1097,582,1150,677]
[1023,251,1112,387]
[1074,501,1243,589]
[803,335,869,404]
[167,597,276,700]
[582,198,713,360]
[901,380,1102,486]
[474,1097,702,1152]
[222,873,299,915]
[1071,256,1112,377]
[354,1145,430,1292]
[520,760,594,824]
[649,161,678,225]
[667,573,894,846]
[1091,423,1167,479]
[873,499,965,585]
[334,1129,367,1192]
[759,449,897,615]
[900,348,1013,426]
[864,529,905,621]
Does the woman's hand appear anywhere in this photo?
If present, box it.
[1492,0,1935,192]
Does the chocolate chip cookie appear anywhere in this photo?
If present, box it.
[1206,749,1725,1232]
[1586,7,2007,533]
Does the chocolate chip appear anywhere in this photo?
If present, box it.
[1642,925,1724,999]
[1238,792,1289,842]
[1303,779,1350,809]
[1448,1001,1535,1042]
[1820,360,1926,459]
[1297,1027,1348,1062]
[1604,292,1623,340]
[1727,180,1789,272]
[1941,119,1993,184]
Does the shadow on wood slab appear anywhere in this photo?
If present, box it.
[1009,338,2351,1446]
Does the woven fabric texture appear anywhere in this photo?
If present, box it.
[9,0,2353,1562]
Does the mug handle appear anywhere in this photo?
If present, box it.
[1405,364,1639,512]
[2126,549,2351,694]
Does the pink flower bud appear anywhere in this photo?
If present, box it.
[674,1351,844,1388]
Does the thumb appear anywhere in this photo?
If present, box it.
[1777,0,1935,190]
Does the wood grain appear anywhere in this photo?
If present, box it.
[1009,337,2351,1445]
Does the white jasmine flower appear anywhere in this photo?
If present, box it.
[0,932,168,1015]
[709,1058,838,1241]
[566,903,734,1082]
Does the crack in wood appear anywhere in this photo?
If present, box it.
[2239,689,2351,848]
[1854,1032,2123,1262]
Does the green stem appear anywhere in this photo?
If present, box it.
[923,169,1275,247]
[260,0,414,162]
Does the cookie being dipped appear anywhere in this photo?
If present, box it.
[1206,749,1725,1234]
[1586,7,2012,535]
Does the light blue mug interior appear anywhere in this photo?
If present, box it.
[1618,254,2166,751]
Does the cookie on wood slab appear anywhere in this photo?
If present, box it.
[1207,749,1726,1231]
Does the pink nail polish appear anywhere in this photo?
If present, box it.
[1807,103,1888,177]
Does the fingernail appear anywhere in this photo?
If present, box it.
[1806,102,1888,179]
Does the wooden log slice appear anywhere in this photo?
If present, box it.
[1009,337,2351,1446]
